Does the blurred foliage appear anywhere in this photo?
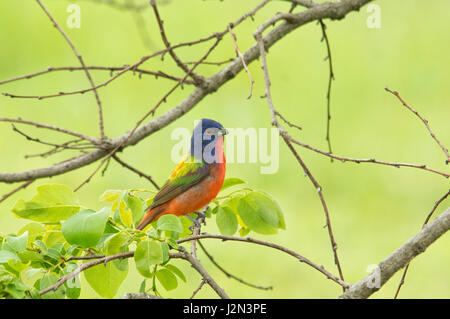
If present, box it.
[0,0,449,298]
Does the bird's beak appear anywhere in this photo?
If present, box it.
[219,128,228,137]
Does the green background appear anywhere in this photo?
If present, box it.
[0,0,449,298]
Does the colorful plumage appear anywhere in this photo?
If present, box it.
[136,119,228,230]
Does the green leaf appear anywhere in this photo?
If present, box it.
[84,261,128,299]
[44,248,61,262]
[43,230,65,248]
[99,190,121,202]
[155,268,178,291]
[3,232,28,253]
[17,250,43,263]
[126,194,144,227]
[161,242,170,265]
[236,191,282,235]
[62,208,110,248]
[0,250,20,263]
[18,223,46,245]
[134,240,163,278]
[239,227,250,237]
[11,184,80,223]
[179,216,194,238]
[33,240,47,254]
[21,268,43,288]
[156,215,183,233]
[216,206,238,236]
[139,280,146,293]
[105,232,129,271]
[39,273,65,299]
[164,264,186,282]
[118,200,132,228]
[220,177,246,192]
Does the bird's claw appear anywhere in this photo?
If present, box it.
[196,211,206,221]
[187,215,202,233]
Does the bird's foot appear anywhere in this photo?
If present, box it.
[196,211,207,224]
[187,215,202,233]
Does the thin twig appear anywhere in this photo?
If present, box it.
[0,65,195,86]
[190,279,207,299]
[0,118,100,144]
[0,180,34,205]
[385,87,450,164]
[394,189,450,298]
[198,240,273,290]
[275,110,302,131]
[150,0,202,85]
[12,125,94,151]
[177,246,230,299]
[319,19,334,157]
[112,154,160,190]
[228,24,254,99]
[35,0,105,139]
[283,133,450,179]
[185,58,234,67]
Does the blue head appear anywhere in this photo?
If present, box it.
[190,119,228,162]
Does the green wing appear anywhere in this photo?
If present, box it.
[149,154,209,209]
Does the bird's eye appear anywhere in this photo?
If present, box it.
[205,128,215,136]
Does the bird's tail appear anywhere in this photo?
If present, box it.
[136,207,163,230]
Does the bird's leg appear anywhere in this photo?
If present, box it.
[188,207,208,233]
[187,215,202,231]
[196,210,207,225]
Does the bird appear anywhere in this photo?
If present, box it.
[136,119,228,231]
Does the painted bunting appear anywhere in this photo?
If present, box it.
[136,119,228,230]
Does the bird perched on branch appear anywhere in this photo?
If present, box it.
[136,119,228,230]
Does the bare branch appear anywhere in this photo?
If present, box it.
[112,155,160,190]
[190,279,207,299]
[150,0,203,85]
[177,246,230,299]
[0,65,196,86]
[0,117,100,144]
[282,133,450,178]
[319,19,335,156]
[385,87,450,164]
[228,24,254,99]
[198,240,273,291]
[0,180,34,205]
